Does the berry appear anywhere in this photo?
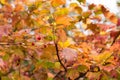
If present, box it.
[32,42,35,46]
[37,36,41,40]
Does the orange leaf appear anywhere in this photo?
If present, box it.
[56,16,72,26]
[57,29,67,42]
[14,4,24,12]
[101,5,118,24]
[51,0,66,7]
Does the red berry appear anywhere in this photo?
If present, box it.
[35,34,41,41]
[44,45,47,48]
[32,42,35,46]
[37,36,41,40]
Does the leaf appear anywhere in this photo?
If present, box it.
[43,61,54,68]
[41,45,56,60]
[97,23,115,31]
[61,48,78,63]
[1,76,10,80]
[56,16,72,26]
[110,30,119,38]
[14,4,24,12]
[0,24,12,39]
[93,51,112,63]
[54,8,69,16]
[58,38,71,48]
[33,68,48,80]
[51,0,66,7]
[82,11,92,19]
[77,65,88,73]
[47,77,53,80]
[88,4,96,10]
[57,29,67,42]
[74,6,83,14]
[66,68,79,79]
[101,5,118,24]
[94,5,103,15]
[77,0,86,4]
[87,23,99,33]
[55,62,60,69]
[0,0,6,5]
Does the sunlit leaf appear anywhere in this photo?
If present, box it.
[0,0,6,5]
[51,0,66,7]
[56,16,72,26]
[54,8,69,16]
[93,51,112,63]
[58,39,71,48]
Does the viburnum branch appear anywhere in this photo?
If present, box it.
[50,16,67,72]
[54,43,67,72]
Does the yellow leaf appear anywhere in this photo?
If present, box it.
[70,3,79,7]
[93,51,112,63]
[55,62,60,69]
[54,8,69,16]
[0,0,6,4]
[100,31,107,35]
[58,39,71,48]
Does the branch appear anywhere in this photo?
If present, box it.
[55,43,67,72]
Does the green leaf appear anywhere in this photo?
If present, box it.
[66,69,79,79]
[43,61,54,68]
[22,60,29,66]
[77,65,88,73]
[47,77,53,80]
[1,76,10,80]
[2,54,10,61]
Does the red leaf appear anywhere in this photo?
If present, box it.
[110,30,119,38]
